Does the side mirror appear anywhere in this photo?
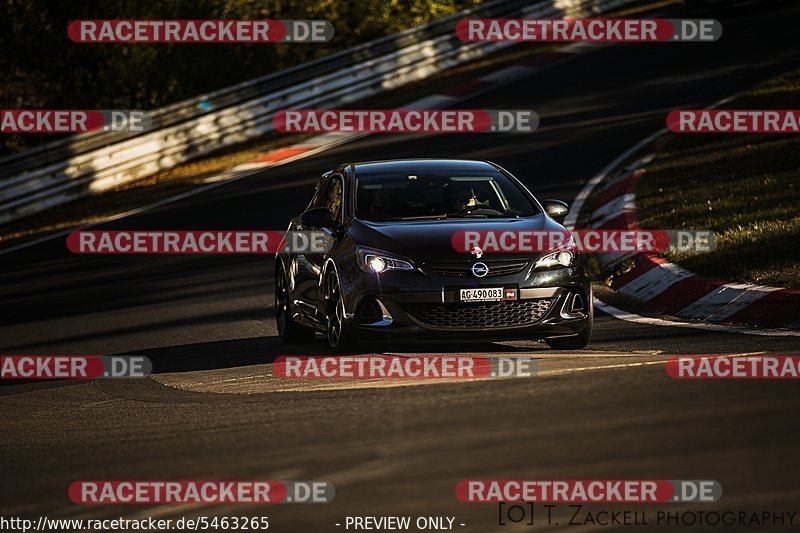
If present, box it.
[541,199,570,221]
[301,207,336,228]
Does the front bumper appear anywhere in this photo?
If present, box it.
[342,262,590,342]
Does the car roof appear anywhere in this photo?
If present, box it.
[349,159,498,176]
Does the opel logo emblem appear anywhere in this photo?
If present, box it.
[471,262,489,278]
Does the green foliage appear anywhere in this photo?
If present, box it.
[636,69,800,288]
[0,0,480,154]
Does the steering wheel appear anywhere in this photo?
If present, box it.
[463,203,503,216]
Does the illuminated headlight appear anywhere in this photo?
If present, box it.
[534,250,575,269]
[368,256,387,273]
[357,247,415,273]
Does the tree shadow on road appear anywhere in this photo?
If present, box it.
[121,334,546,375]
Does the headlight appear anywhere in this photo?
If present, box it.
[356,246,415,273]
[534,250,575,269]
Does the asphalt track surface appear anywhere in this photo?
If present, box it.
[2,4,800,532]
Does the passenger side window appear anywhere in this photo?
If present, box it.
[308,176,343,223]
[313,177,342,221]
[325,178,343,221]
[311,180,332,211]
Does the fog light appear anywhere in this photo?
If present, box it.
[368,256,387,273]
[571,293,585,312]
[557,251,573,267]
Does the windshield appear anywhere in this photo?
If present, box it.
[355,170,540,221]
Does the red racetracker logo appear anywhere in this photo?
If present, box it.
[666,355,800,379]
[274,110,538,133]
[69,481,286,504]
[453,230,670,253]
[274,356,537,379]
[1,356,104,379]
[67,20,334,43]
[452,230,716,254]
[1,110,149,133]
[0,110,105,133]
[456,19,721,42]
[668,110,800,133]
[69,481,335,504]
[0,356,151,379]
[457,480,721,503]
[67,231,332,254]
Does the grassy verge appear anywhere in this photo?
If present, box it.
[636,69,800,288]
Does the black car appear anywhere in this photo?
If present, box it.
[275,159,592,350]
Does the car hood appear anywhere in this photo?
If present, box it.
[349,215,563,263]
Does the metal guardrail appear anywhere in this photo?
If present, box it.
[0,0,635,226]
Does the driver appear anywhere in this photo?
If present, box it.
[445,184,478,213]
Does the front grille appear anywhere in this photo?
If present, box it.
[405,299,554,329]
[425,259,529,278]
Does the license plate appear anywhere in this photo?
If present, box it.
[460,287,504,302]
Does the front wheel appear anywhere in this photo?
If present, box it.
[323,271,355,351]
[545,292,593,350]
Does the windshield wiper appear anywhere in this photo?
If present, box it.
[434,213,489,219]
[444,212,522,219]
[370,212,517,221]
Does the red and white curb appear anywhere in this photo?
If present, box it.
[584,134,800,330]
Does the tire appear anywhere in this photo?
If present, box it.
[545,291,593,350]
[323,270,355,351]
[275,263,315,343]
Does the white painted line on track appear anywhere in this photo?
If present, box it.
[590,192,636,224]
[541,350,769,376]
[591,204,637,231]
[539,359,667,375]
[676,283,780,321]
[151,350,774,394]
[595,298,800,337]
[616,261,696,301]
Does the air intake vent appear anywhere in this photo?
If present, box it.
[405,299,553,329]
